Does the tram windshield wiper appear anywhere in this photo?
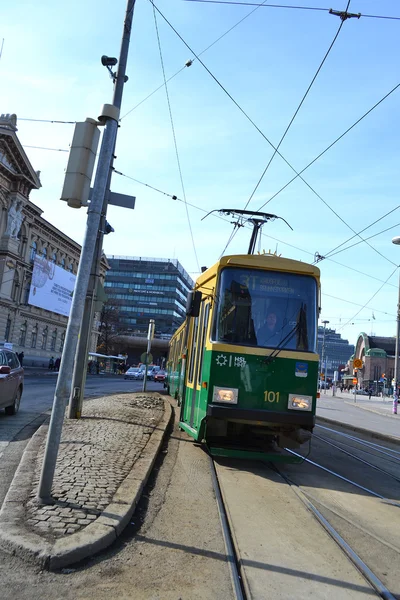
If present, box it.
[263,304,308,363]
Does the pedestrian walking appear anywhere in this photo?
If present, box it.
[48,356,55,371]
[17,351,24,366]
[54,357,61,372]
[368,388,372,400]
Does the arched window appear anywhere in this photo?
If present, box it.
[19,321,27,346]
[4,315,12,342]
[30,241,37,263]
[50,328,57,351]
[31,324,38,348]
[60,331,65,352]
[41,326,48,350]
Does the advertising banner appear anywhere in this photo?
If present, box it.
[28,257,76,317]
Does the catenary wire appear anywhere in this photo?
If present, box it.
[337,265,399,331]
[152,5,200,272]
[184,0,400,21]
[323,293,395,317]
[323,204,400,258]
[120,0,270,120]
[149,0,397,268]
[243,0,351,210]
[23,145,69,152]
[19,118,76,124]
[256,82,400,211]
[113,168,399,294]
[326,221,400,260]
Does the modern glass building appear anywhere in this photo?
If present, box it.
[317,327,354,379]
[105,256,194,338]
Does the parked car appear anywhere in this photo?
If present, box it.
[0,349,24,415]
[154,370,166,383]
[124,367,144,380]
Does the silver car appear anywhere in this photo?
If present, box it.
[124,367,144,380]
[0,350,24,415]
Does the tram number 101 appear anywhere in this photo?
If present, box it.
[264,390,280,403]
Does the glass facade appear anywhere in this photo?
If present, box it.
[105,256,194,337]
[317,327,354,378]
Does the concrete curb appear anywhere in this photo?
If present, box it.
[343,400,399,420]
[316,415,400,445]
[0,397,173,570]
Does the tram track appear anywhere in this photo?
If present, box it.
[313,434,400,485]
[210,454,390,599]
[209,456,246,600]
[273,465,397,600]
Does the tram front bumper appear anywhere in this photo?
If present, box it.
[206,405,315,427]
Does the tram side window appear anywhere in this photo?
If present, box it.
[197,303,210,385]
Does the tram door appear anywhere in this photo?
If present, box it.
[188,302,209,430]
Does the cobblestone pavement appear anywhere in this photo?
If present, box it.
[25,394,164,539]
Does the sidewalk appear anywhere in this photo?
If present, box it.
[316,390,400,441]
[0,392,172,570]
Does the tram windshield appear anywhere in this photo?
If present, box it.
[213,267,317,352]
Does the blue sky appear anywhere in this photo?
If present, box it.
[2,0,399,343]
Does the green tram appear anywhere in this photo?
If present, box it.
[167,251,321,461]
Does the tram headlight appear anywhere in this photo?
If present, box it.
[288,394,312,411]
[213,386,238,404]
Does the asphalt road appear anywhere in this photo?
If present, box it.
[0,375,164,509]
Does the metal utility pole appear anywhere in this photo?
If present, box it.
[391,237,400,415]
[68,1,137,420]
[320,320,329,394]
[142,319,155,392]
[36,0,137,503]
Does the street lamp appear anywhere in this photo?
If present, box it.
[390,236,400,415]
[320,320,330,394]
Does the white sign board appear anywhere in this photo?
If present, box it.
[28,257,76,317]
[4,342,13,350]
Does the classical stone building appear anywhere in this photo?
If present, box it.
[344,332,396,391]
[0,113,105,366]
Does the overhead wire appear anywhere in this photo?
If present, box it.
[322,293,395,317]
[183,0,400,21]
[322,204,400,259]
[149,0,397,269]
[152,3,200,272]
[113,168,399,293]
[336,265,399,332]
[19,118,76,124]
[23,145,69,152]
[120,0,270,120]
[256,81,400,211]
[243,0,351,211]
[326,221,400,260]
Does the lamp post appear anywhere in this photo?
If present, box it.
[390,236,400,415]
[320,320,329,394]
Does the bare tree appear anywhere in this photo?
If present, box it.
[96,301,121,356]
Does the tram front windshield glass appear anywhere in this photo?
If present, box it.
[213,267,317,352]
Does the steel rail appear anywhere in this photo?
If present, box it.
[316,425,400,458]
[209,457,246,600]
[285,449,390,500]
[314,435,400,484]
[315,435,400,467]
[275,468,397,600]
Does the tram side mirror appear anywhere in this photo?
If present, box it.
[186,290,202,317]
